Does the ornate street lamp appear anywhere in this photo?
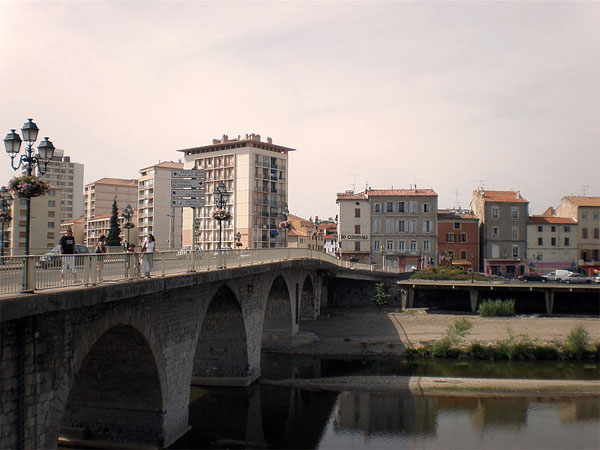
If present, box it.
[0,186,13,259]
[4,119,55,257]
[235,231,242,250]
[123,204,134,247]
[213,182,230,250]
[194,217,202,250]
[281,203,289,248]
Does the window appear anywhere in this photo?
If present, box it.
[19,231,26,238]
[386,220,394,233]
[373,220,381,233]
[48,200,55,207]
[537,226,543,232]
[551,237,557,246]
[47,232,54,239]
[423,240,430,251]
[48,211,55,217]
[454,222,461,230]
[595,228,600,239]
[354,208,361,218]
[408,220,417,233]
[354,224,361,234]
[374,203,381,213]
[512,227,519,239]
[386,202,394,213]
[423,203,431,213]
[594,213,599,221]
[19,220,26,227]
[48,190,55,197]
[491,245,500,258]
[398,240,405,251]
[512,245,519,258]
[564,226,571,232]
[582,228,589,239]
[374,240,380,251]
[398,202,406,213]
[492,227,499,239]
[386,240,394,251]
[409,201,417,213]
[409,240,417,251]
[397,220,406,232]
[448,250,455,258]
[492,207,499,219]
[564,237,570,246]
[48,222,55,228]
[538,237,543,246]
[551,226,556,232]
[423,220,432,233]
[354,241,361,252]
[459,233,467,242]
[447,232,455,242]
[461,250,467,259]
[582,212,588,220]
[511,208,519,219]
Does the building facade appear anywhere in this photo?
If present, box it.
[337,188,438,271]
[83,178,138,245]
[178,134,293,250]
[85,210,139,249]
[471,190,529,277]
[318,222,338,256]
[138,162,183,250]
[287,214,324,251]
[555,196,600,274]
[527,216,578,273]
[7,188,62,255]
[39,149,84,222]
[437,209,480,272]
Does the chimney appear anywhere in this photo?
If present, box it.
[267,137,272,144]
[222,134,228,142]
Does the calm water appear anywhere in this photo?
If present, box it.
[171,355,600,449]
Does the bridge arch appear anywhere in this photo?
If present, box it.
[192,283,250,385]
[262,275,294,347]
[49,316,168,448]
[299,274,316,321]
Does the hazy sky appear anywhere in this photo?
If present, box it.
[1,1,598,219]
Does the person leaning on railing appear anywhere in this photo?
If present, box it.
[124,243,139,278]
[95,234,106,281]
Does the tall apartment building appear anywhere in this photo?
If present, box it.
[555,196,600,274]
[471,190,529,277]
[178,134,294,250]
[138,162,183,250]
[337,188,438,271]
[527,216,578,273]
[83,178,138,245]
[437,209,480,272]
[39,149,84,222]
[85,210,139,249]
[7,188,61,255]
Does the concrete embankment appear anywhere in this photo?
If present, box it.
[260,375,600,397]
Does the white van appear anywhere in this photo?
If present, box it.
[543,269,573,282]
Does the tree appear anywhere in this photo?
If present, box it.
[371,283,391,313]
[106,199,121,247]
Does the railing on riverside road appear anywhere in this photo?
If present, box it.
[0,248,377,294]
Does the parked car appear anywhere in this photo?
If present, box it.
[593,275,600,284]
[559,273,592,284]
[543,270,573,282]
[518,272,546,282]
[39,244,90,268]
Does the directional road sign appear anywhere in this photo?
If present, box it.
[171,179,205,189]
[170,189,204,197]
[171,198,205,207]
[171,169,205,179]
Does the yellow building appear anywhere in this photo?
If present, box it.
[86,210,139,249]
[287,214,324,251]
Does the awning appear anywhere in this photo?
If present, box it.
[451,259,472,266]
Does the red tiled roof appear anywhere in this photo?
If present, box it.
[336,192,368,200]
[562,196,600,207]
[140,161,183,171]
[366,189,437,197]
[475,190,528,203]
[437,209,478,220]
[529,216,577,225]
[288,229,307,237]
[86,178,138,187]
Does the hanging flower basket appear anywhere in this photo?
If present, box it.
[212,209,231,221]
[8,175,50,198]
[0,210,11,223]
[278,220,292,231]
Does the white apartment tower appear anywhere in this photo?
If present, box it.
[138,162,183,249]
[178,134,294,250]
[39,149,84,222]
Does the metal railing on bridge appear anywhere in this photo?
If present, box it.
[0,249,377,294]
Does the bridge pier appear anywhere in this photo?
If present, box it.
[469,289,479,312]
[544,290,555,315]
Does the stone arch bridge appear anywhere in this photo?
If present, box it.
[0,258,397,449]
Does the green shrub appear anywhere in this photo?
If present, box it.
[478,299,515,317]
[467,342,490,359]
[563,325,590,357]
[534,345,559,360]
[371,283,391,313]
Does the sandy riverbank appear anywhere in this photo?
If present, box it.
[279,307,600,357]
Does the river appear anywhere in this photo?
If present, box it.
[170,354,600,449]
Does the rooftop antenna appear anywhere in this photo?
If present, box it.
[348,173,358,192]
[454,190,462,210]
[472,179,487,190]
[582,185,589,197]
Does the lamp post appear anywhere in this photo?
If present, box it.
[0,186,13,259]
[194,217,201,250]
[281,203,289,248]
[4,119,55,256]
[123,204,134,248]
[235,232,242,250]
[214,182,229,250]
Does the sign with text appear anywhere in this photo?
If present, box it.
[171,169,205,178]
[171,198,205,208]
[170,189,204,197]
[171,179,204,189]
[340,234,369,240]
